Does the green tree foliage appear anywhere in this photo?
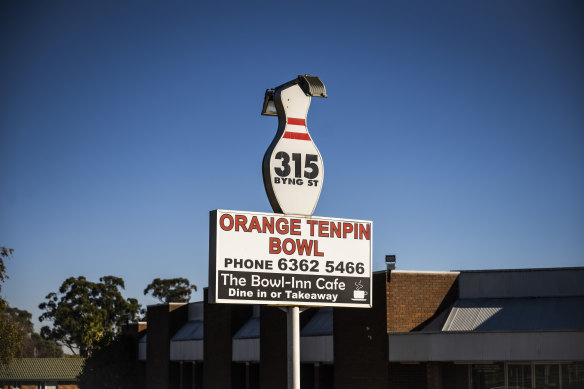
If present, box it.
[0,318,22,364]
[26,333,64,357]
[0,246,14,286]
[0,246,23,365]
[78,335,139,389]
[143,277,197,303]
[4,306,63,358]
[4,306,34,333]
[39,276,140,357]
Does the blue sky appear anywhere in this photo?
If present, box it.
[1,1,583,328]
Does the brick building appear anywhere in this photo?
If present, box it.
[131,267,584,389]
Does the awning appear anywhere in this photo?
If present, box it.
[389,296,584,362]
[170,302,204,361]
[138,334,147,361]
[233,306,260,362]
[388,330,584,362]
[301,307,333,363]
[170,321,204,361]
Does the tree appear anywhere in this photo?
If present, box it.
[0,247,62,362]
[0,246,23,365]
[143,277,197,303]
[4,306,63,358]
[39,276,140,357]
[26,333,64,357]
[4,306,34,333]
[0,247,13,286]
[0,317,22,364]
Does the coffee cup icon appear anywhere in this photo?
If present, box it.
[352,281,367,301]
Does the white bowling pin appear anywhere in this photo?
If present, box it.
[262,75,327,216]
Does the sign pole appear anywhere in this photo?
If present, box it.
[287,306,301,389]
[209,75,372,389]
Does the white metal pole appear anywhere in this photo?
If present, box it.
[287,306,301,389]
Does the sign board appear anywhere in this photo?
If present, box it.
[262,78,326,217]
[209,209,372,308]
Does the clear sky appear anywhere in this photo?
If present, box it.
[1,1,583,329]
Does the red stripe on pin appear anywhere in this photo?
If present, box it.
[287,118,306,126]
[283,132,311,141]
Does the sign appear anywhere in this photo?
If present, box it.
[262,79,325,216]
[209,209,372,308]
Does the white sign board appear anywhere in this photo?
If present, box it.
[262,83,324,216]
[209,209,372,308]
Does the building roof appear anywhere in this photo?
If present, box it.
[457,267,584,299]
[233,316,260,339]
[442,297,584,331]
[0,358,84,381]
[187,302,204,321]
[301,307,333,337]
[171,320,204,341]
[455,266,584,273]
[233,306,260,340]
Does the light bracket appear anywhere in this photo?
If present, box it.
[261,75,327,116]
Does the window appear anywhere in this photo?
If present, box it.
[562,363,584,389]
[472,363,505,389]
[470,363,584,389]
[508,364,532,389]
[534,364,559,389]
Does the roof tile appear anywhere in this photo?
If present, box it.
[0,358,84,381]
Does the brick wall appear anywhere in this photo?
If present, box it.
[122,322,147,336]
[388,363,427,389]
[387,271,459,332]
[333,272,389,389]
[392,362,468,389]
[146,303,188,389]
[203,289,252,389]
[259,306,317,389]
[259,306,287,389]
[426,362,442,389]
[120,322,147,389]
[442,363,469,389]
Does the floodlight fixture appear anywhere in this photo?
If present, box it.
[297,74,327,98]
[261,89,277,116]
[386,255,396,271]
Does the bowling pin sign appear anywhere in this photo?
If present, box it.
[262,75,327,216]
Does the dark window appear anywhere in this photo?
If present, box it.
[562,363,584,389]
[471,363,505,389]
[508,364,532,389]
[535,364,559,389]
